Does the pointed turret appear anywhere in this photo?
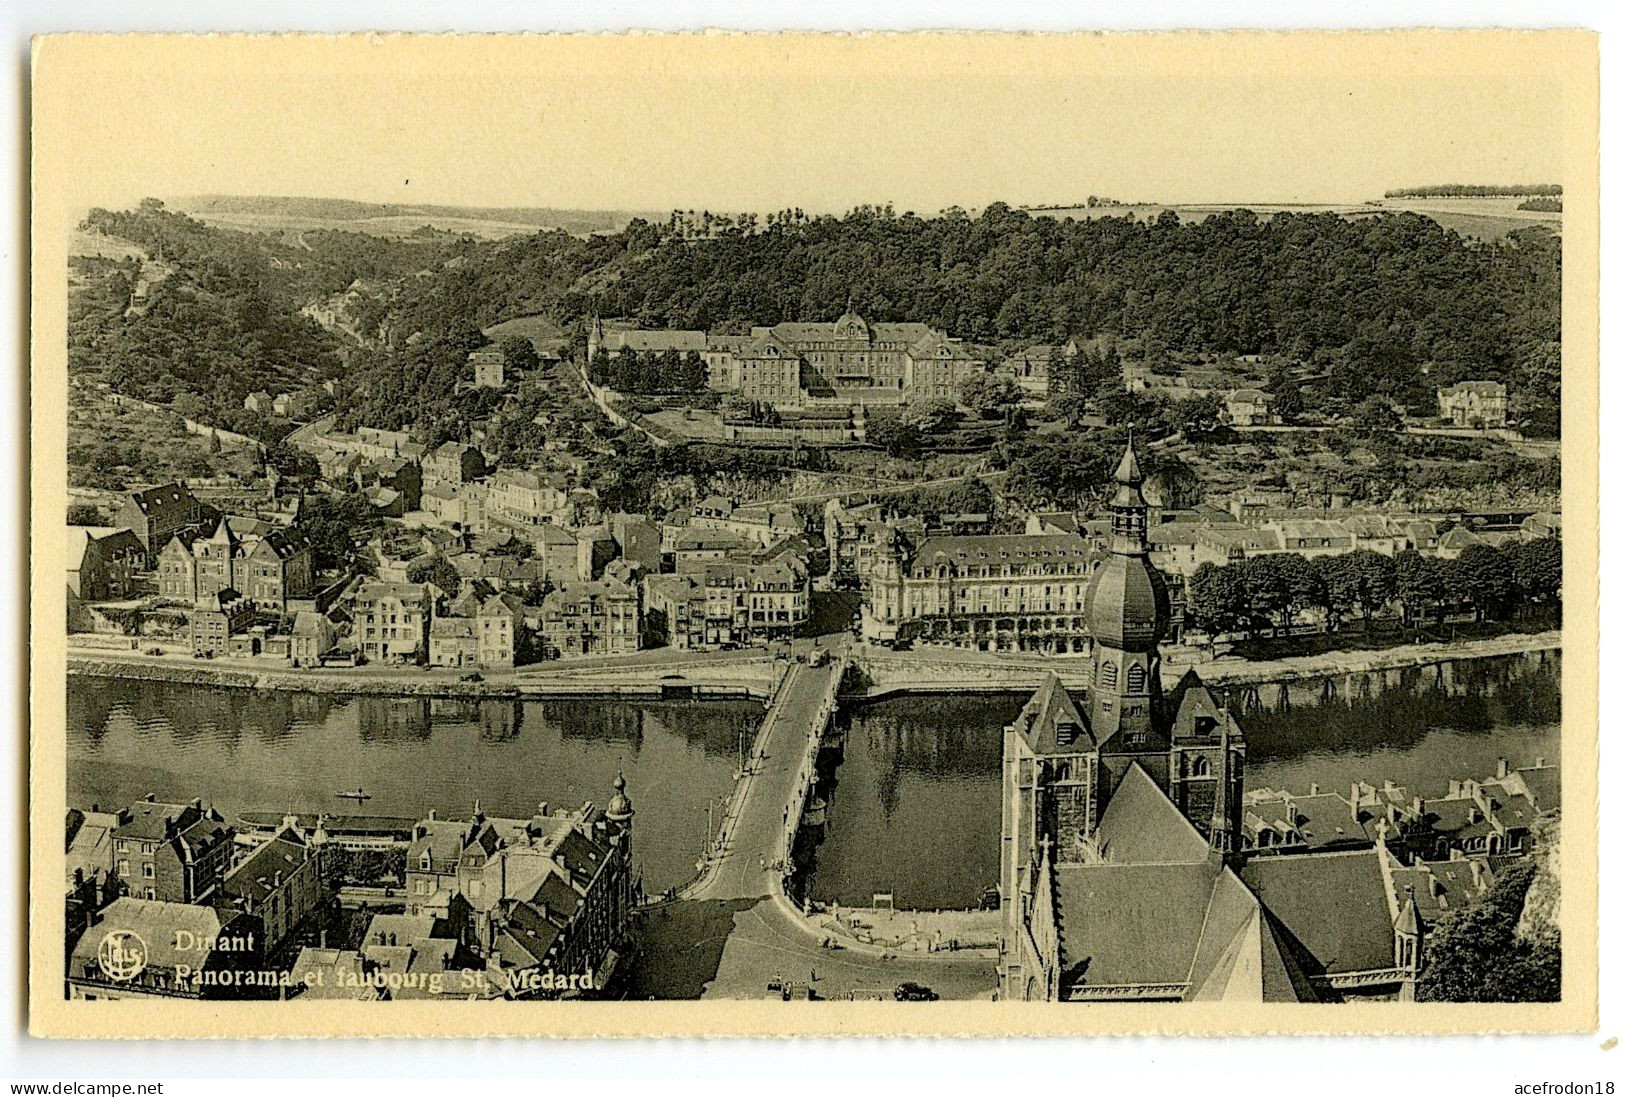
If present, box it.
[1084,429,1173,747]
[1208,719,1235,856]
[1107,428,1150,554]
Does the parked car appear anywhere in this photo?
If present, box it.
[459,672,484,683]
[144,647,164,656]
[894,982,938,1002]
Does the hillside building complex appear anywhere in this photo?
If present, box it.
[589,312,987,409]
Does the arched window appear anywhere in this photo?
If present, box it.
[1127,664,1147,694]
[1190,755,1210,777]
[1099,660,1118,689]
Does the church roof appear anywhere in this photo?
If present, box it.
[1185,869,1318,1002]
[1085,553,1169,652]
[1114,434,1144,485]
[1093,763,1212,864]
[1011,674,1096,755]
[1238,849,1395,976]
[1055,861,1220,987]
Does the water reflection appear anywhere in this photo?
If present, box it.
[65,677,759,895]
[805,651,1561,911]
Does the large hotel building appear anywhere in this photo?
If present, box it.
[588,312,986,410]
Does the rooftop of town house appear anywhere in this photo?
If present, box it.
[675,529,752,552]
[354,580,434,606]
[69,898,233,972]
[1438,380,1507,397]
[122,482,197,514]
[223,832,313,903]
[911,532,1094,563]
[1387,852,1495,926]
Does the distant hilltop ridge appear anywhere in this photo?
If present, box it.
[165,194,664,239]
[1383,184,1562,198]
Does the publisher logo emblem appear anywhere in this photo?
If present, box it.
[97,930,147,982]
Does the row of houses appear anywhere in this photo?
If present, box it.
[66,780,635,1002]
[243,389,323,419]
[65,796,323,998]
[1242,757,1558,862]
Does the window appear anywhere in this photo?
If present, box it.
[1127,664,1146,693]
[142,863,155,879]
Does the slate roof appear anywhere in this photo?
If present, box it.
[69,898,228,971]
[224,833,312,902]
[1055,861,1220,986]
[1011,674,1096,755]
[1093,764,1213,864]
[1238,850,1396,975]
[913,533,1092,565]
[124,482,196,515]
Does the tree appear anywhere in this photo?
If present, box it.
[67,503,104,525]
[207,430,222,454]
[1393,549,1443,625]
[406,554,462,596]
[866,413,922,460]
[1005,435,1111,510]
[1267,365,1304,423]
[1241,556,1291,631]
[499,335,541,374]
[904,397,958,434]
[1453,543,1517,619]
[1416,860,1561,1003]
[1508,536,1562,604]
[1187,562,1249,636]
[1351,395,1401,437]
[1173,392,1226,441]
[958,371,1024,419]
[298,490,383,571]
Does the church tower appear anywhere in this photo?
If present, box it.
[1084,431,1171,748]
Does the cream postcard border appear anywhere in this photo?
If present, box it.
[26,29,1601,1038]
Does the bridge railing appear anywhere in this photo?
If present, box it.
[777,657,846,903]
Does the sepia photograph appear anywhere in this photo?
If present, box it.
[26,29,1599,1040]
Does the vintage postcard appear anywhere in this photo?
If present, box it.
[28,31,1599,1037]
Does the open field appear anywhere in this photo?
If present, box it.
[481,313,570,353]
[165,194,663,239]
[67,389,263,494]
[1023,196,1559,242]
[69,229,149,261]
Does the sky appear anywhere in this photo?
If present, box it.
[35,32,1578,216]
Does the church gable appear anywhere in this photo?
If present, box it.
[1088,762,1214,865]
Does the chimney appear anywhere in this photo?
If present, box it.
[192,798,203,810]
[1309,782,1319,796]
[1495,757,1510,780]
[1411,796,1424,818]
[144,793,157,803]
[428,809,437,822]
[538,802,549,817]
[1535,756,1545,768]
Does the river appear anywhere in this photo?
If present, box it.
[800,649,1561,911]
[66,649,1560,910]
[67,677,759,896]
